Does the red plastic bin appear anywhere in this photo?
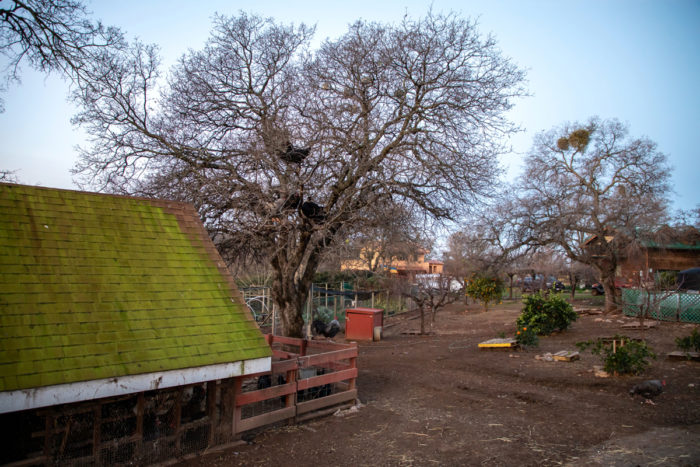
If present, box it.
[345,307,384,341]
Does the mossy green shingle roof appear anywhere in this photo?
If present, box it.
[0,184,271,392]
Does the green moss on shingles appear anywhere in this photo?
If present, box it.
[0,184,270,392]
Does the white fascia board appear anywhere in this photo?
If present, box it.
[0,356,270,414]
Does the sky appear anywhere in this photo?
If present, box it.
[1,0,699,212]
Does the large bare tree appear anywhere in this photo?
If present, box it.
[509,118,671,312]
[72,12,525,336]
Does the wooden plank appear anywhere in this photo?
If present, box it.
[235,406,296,434]
[271,359,299,373]
[552,350,580,362]
[295,402,355,423]
[269,335,304,346]
[322,361,351,372]
[306,340,357,351]
[297,368,358,391]
[235,382,296,406]
[478,338,518,349]
[272,350,297,360]
[298,348,359,367]
[296,389,358,416]
[4,456,49,467]
[667,350,700,361]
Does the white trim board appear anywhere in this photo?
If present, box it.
[0,357,271,414]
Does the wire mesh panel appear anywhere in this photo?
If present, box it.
[623,288,700,323]
[1,381,232,465]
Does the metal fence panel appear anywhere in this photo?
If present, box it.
[622,288,700,323]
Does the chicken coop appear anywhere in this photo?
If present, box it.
[0,184,359,465]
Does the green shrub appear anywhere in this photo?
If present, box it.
[516,292,577,335]
[465,274,504,312]
[577,335,656,375]
[515,325,539,347]
[676,328,700,352]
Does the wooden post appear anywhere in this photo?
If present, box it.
[43,412,52,460]
[232,377,242,436]
[286,368,297,408]
[206,381,217,447]
[174,388,183,453]
[348,355,357,390]
[136,392,144,461]
[93,405,101,464]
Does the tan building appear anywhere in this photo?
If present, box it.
[342,246,443,277]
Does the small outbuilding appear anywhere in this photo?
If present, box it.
[0,183,272,464]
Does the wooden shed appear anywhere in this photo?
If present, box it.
[0,184,273,464]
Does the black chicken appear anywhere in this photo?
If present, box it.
[300,201,326,222]
[629,379,665,402]
[311,318,340,339]
[279,143,310,164]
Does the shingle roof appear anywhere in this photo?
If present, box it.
[0,184,271,392]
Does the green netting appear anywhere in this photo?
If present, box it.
[622,288,700,323]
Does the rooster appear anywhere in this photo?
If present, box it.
[311,318,340,339]
[629,379,666,404]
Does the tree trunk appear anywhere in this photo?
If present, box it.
[508,273,514,300]
[271,260,311,337]
[602,274,618,313]
[272,279,308,338]
[420,304,426,335]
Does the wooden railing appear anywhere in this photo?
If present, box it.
[233,336,359,434]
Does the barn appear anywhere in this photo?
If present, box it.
[0,183,273,464]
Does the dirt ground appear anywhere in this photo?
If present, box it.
[181,300,700,466]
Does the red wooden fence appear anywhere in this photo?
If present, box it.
[233,336,359,434]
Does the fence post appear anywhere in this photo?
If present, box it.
[232,377,242,435]
[677,292,681,322]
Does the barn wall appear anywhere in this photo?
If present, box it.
[619,248,700,280]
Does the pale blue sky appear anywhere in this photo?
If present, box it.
[1,0,698,211]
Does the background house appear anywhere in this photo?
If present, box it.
[621,225,700,280]
[584,225,700,283]
[0,183,272,464]
[341,244,443,277]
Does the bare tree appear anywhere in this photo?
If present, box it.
[340,200,429,273]
[399,274,462,334]
[71,12,525,337]
[509,118,671,313]
[445,203,532,299]
[0,169,18,183]
[0,0,122,110]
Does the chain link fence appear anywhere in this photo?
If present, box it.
[240,284,411,333]
[622,288,700,323]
